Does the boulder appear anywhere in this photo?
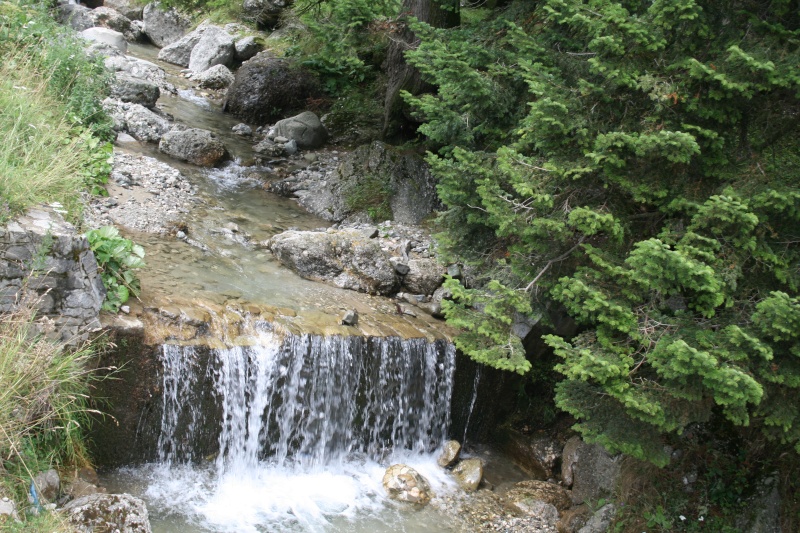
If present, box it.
[735,475,782,533]
[557,504,592,533]
[103,98,171,143]
[223,53,319,125]
[62,493,151,533]
[242,0,291,29]
[142,2,190,48]
[403,258,443,295]
[32,469,60,503]
[341,309,358,326]
[56,4,94,32]
[158,128,227,167]
[452,457,483,492]
[88,7,139,41]
[382,464,432,505]
[231,123,252,136]
[80,27,127,53]
[253,139,285,158]
[268,229,398,295]
[561,436,621,505]
[110,74,160,108]
[0,497,19,524]
[157,23,210,67]
[437,440,461,468]
[234,36,263,61]
[104,0,144,21]
[505,480,572,513]
[67,479,104,500]
[188,26,235,73]
[273,111,328,149]
[577,503,616,533]
[104,56,176,95]
[194,64,235,90]
[499,428,561,479]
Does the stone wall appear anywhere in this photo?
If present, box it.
[0,207,105,342]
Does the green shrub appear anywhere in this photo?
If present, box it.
[85,227,146,313]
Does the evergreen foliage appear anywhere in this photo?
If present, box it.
[406,0,800,465]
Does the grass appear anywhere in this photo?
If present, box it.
[0,298,101,528]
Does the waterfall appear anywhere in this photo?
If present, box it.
[156,325,456,472]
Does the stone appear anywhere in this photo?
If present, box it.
[499,428,561,479]
[104,0,144,21]
[452,457,483,492]
[253,139,284,158]
[0,497,19,523]
[157,23,210,67]
[110,74,160,108]
[341,309,358,326]
[577,503,616,533]
[557,504,592,533]
[67,479,103,500]
[79,27,127,54]
[104,55,176,95]
[103,99,171,143]
[390,256,410,275]
[223,53,319,126]
[437,440,461,468]
[194,64,235,90]
[446,263,462,279]
[274,111,329,150]
[234,36,263,61]
[62,493,152,533]
[735,475,782,533]
[32,469,60,503]
[89,7,139,41]
[57,4,94,32]
[382,464,433,506]
[283,139,299,155]
[188,26,235,73]
[142,2,190,48]
[505,480,572,513]
[232,123,252,136]
[268,229,398,295]
[159,128,227,167]
[561,436,621,505]
[403,258,443,295]
[242,0,291,29]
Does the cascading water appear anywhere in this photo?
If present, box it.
[109,324,460,532]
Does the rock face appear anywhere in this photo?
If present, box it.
[270,141,439,225]
[452,457,483,492]
[0,207,105,343]
[224,53,318,125]
[103,98,171,143]
[110,74,160,108]
[382,464,433,505]
[62,493,152,533]
[437,440,462,468]
[268,229,398,295]
[158,128,227,167]
[561,436,621,504]
[188,26,235,73]
[80,27,127,53]
[32,469,60,502]
[142,2,190,48]
[273,111,328,149]
[505,480,572,513]
[242,0,292,29]
[499,429,561,479]
[194,64,235,90]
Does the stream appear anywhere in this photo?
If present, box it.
[96,43,518,532]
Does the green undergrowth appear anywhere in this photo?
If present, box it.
[86,226,146,313]
[0,0,113,223]
[0,300,103,529]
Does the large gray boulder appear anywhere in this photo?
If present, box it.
[194,64,235,90]
[158,128,227,167]
[268,229,398,295]
[104,0,143,20]
[382,464,432,506]
[234,36,263,61]
[103,98,171,142]
[274,111,328,149]
[578,503,616,533]
[89,7,139,41]
[403,258,443,296]
[157,22,210,67]
[110,74,160,108]
[269,141,439,225]
[188,26,235,73]
[104,55,176,95]
[56,4,94,32]
[62,493,151,533]
[223,53,318,125]
[142,2,190,48]
[452,457,483,492]
[562,436,621,505]
[242,0,293,29]
[80,27,127,53]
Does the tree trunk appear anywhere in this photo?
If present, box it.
[383,0,459,138]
